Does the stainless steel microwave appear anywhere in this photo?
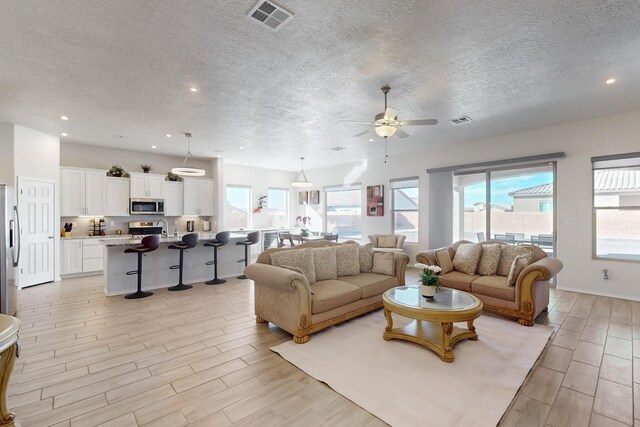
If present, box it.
[130,199,164,215]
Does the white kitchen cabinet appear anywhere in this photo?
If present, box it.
[62,239,83,275]
[106,177,130,216]
[163,181,184,216]
[129,173,164,199]
[183,178,214,216]
[82,239,104,273]
[61,167,106,216]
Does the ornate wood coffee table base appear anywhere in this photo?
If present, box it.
[383,312,478,362]
[382,286,483,363]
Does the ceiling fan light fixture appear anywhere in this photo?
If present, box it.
[173,132,206,177]
[375,125,397,138]
[291,157,313,187]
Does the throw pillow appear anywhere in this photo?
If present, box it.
[497,245,531,277]
[311,247,338,281]
[270,248,316,284]
[435,249,453,274]
[377,236,397,248]
[335,244,360,276]
[477,244,501,276]
[279,265,305,275]
[372,252,395,276]
[452,243,482,275]
[507,254,530,285]
[358,243,374,273]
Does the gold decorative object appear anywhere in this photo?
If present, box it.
[0,314,21,427]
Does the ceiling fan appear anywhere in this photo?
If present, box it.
[343,86,438,140]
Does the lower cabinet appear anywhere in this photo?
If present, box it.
[62,239,83,275]
[62,238,107,275]
[82,239,104,273]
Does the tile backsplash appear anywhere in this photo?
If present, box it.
[60,215,215,236]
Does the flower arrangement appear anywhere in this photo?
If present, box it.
[296,216,311,230]
[107,165,126,177]
[416,263,441,287]
[166,172,181,182]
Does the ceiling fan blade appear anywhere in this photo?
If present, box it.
[353,128,373,138]
[339,120,374,125]
[398,119,438,126]
[394,128,410,139]
[383,107,398,121]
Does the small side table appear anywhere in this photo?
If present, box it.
[0,315,21,427]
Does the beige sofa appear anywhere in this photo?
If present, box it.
[368,234,406,253]
[244,240,409,343]
[416,240,563,326]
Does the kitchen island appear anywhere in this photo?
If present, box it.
[102,233,249,296]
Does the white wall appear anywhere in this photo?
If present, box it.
[60,142,212,177]
[222,164,297,230]
[303,108,640,302]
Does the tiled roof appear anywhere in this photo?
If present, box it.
[509,170,640,197]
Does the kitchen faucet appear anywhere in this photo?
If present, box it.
[157,218,169,237]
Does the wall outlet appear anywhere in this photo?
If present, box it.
[110,221,115,227]
[602,269,609,280]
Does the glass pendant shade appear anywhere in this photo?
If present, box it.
[375,125,397,138]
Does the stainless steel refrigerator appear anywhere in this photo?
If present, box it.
[0,184,19,315]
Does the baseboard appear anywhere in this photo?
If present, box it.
[556,285,640,302]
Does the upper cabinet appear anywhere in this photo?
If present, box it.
[129,173,164,199]
[163,181,184,216]
[61,168,106,216]
[183,178,214,216]
[106,177,130,216]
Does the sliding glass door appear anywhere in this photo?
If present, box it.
[454,163,556,254]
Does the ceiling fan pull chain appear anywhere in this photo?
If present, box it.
[384,137,389,164]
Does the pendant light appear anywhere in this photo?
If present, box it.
[172,132,205,177]
[292,157,313,188]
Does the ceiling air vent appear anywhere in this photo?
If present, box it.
[248,1,294,31]
[330,146,346,152]
[450,116,472,124]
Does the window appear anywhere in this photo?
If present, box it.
[325,184,361,239]
[391,177,419,243]
[592,153,640,261]
[267,188,288,227]
[225,185,251,229]
[453,163,555,255]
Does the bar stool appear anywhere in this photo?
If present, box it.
[168,233,199,291]
[236,231,260,279]
[204,231,230,285]
[124,235,160,299]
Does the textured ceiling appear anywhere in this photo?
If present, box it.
[1,1,639,170]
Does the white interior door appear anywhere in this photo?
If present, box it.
[19,178,55,287]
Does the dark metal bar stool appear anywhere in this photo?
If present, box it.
[168,233,199,291]
[124,235,160,299]
[204,231,230,285]
[236,231,260,279]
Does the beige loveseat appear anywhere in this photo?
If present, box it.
[416,240,563,326]
[244,241,409,343]
[368,234,406,253]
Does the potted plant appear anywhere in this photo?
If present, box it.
[141,164,152,173]
[107,165,125,177]
[166,172,181,182]
[415,263,441,298]
[296,216,311,236]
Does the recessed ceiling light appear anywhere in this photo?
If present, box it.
[61,132,68,137]
[190,87,198,92]
[369,139,373,142]
[166,134,172,138]
[60,115,68,121]
[151,145,157,149]
[239,146,244,150]
[217,154,222,158]
[244,162,248,166]
[605,78,616,85]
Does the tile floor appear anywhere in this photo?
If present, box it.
[6,270,638,426]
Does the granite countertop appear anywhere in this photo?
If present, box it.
[103,232,248,247]
[61,235,134,240]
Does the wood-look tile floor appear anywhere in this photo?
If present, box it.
[7,271,637,426]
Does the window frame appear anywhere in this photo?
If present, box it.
[266,187,289,228]
[324,183,362,240]
[390,177,419,244]
[592,154,640,263]
[225,184,252,230]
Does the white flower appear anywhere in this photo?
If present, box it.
[414,263,429,270]
[426,265,441,274]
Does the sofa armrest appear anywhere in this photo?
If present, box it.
[368,235,378,247]
[514,256,563,323]
[394,252,410,285]
[415,250,437,266]
[244,263,311,294]
[519,257,563,282]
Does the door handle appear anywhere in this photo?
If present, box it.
[48,236,55,239]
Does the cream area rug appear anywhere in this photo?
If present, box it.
[271,311,553,427]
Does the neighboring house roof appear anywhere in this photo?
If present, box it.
[509,170,640,198]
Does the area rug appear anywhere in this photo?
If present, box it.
[271,311,553,427]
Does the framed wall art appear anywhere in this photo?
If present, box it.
[298,191,309,205]
[367,185,384,216]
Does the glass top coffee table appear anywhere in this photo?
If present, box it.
[382,286,483,362]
